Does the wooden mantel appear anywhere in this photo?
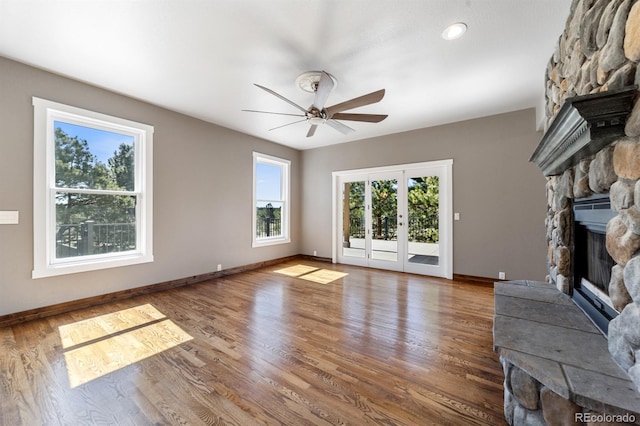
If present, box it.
[530,86,637,177]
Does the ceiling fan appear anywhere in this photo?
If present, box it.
[243,71,387,137]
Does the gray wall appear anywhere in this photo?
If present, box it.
[0,56,300,315]
[0,54,549,316]
[300,109,548,280]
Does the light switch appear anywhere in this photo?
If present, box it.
[0,211,19,224]
[454,212,460,221]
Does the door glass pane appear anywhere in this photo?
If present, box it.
[371,178,398,261]
[341,181,365,258]
[407,175,439,265]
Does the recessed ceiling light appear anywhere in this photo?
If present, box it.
[442,22,467,40]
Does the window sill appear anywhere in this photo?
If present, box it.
[32,253,154,279]
[252,237,291,248]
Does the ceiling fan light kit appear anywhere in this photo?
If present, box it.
[244,70,387,138]
[308,116,326,126]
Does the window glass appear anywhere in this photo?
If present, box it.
[55,193,137,258]
[54,122,135,190]
[54,122,138,258]
[256,162,283,239]
[256,162,282,200]
[253,153,290,247]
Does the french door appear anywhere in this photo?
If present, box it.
[334,160,452,279]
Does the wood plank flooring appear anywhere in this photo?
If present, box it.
[0,260,506,425]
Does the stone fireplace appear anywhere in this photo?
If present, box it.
[493,0,640,424]
[531,85,637,338]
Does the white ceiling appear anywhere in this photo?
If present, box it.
[0,0,571,150]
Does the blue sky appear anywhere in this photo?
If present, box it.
[256,163,282,202]
[55,121,134,164]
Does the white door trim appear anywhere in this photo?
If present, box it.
[332,159,453,278]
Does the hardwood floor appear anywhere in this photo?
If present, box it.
[0,260,506,425]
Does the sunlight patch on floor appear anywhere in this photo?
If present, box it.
[299,269,348,284]
[59,304,166,348]
[59,304,192,388]
[274,264,348,284]
[274,264,319,277]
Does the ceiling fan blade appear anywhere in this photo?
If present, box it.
[326,119,355,135]
[242,109,305,117]
[268,118,308,131]
[254,84,308,114]
[306,125,318,138]
[330,113,388,123]
[312,71,334,110]
[326,89,386,117]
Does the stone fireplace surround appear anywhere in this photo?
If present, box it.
[493,0,640,424]
[493,85,640,423]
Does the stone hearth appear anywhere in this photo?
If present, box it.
[494,280,640,424]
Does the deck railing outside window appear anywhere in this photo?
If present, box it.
[347,216,438,243]
[56,221,136,258]
[255,217,282,238]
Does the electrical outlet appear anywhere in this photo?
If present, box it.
[313,250,317,256]
[0,211,19,224]
[499,272,506,280]
[217,264,222,272]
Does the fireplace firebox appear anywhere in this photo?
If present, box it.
[572,195,618,335]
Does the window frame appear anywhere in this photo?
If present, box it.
[252,152,290,247]
[32,97,154,278]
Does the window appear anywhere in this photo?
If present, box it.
[253,152,290,247]
[33,98,153,278]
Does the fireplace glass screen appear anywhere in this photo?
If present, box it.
[573,196,618,335]
[585,231,615,294]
